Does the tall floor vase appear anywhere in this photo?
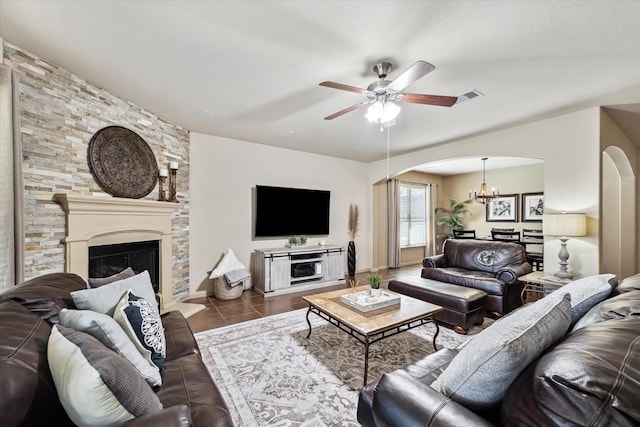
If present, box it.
[347,240,356,277]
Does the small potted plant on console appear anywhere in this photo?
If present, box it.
[367,273,382,297]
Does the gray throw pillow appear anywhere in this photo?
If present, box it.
[71,270,158,317]
[59,308,161,387]
[431,293,571,409]
[547,273,616,325]
[48,325,163,427]
[88,267,136,288]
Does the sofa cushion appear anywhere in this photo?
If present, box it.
[442,239,526,274]
[502,317,640,426]
[615,272,640,295]
[88,267,136,288]
[2,272,87,321]
[422,268,506,296]
[0,300,72,426]
[59,308,161,387]
[431,293,571,409]
[571,290,640,331]
[113,290,166,370]
[71,270,158,317]
[158,353,233,426]
[48,325,163,427]
[547,273,616,325]
[162,310,201,361]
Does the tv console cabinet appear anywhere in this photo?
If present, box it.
[253,245,345,297]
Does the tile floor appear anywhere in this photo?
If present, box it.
[185,264,422,333]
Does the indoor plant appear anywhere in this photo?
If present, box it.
[367,273,382,297]
[288,235,307,247]
[435,198,472,247]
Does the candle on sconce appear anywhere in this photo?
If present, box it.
[159,168,169,177]
[170,161,179,170]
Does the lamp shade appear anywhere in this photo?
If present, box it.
[543,213,586,237]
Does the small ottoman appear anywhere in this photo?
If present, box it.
[389,277,487,334]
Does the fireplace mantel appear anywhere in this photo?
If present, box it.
[54,193,204,317]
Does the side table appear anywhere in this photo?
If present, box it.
[520,271,573,303]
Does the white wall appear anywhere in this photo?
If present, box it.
[367,108,602,278]
[189,133,370,297]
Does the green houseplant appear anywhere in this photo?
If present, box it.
[435,198,472,245]
[367,273,382,296]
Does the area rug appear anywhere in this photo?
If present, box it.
[195,308,491,426]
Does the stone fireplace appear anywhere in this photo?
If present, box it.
[54,193,203,316]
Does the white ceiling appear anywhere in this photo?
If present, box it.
[1,0,640,169]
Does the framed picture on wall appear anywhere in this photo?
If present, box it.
[486,194,518,222]
[522,192,544,222]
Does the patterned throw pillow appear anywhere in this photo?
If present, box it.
[47,325,162,427]
[113,290,166,370]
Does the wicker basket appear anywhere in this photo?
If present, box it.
[214,277,244,300]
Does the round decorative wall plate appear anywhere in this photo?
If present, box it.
[88,126,158,199]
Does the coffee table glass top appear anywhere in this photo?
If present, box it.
[303,285,442,336]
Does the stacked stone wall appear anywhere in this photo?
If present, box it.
[4,43,191,301]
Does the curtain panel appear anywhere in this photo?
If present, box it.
[0,64,24,292]
[425,183,437,257]
[387,179,401,269]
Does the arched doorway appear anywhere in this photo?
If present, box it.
[601,146,636,277]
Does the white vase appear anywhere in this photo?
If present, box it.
[370,288,381,297]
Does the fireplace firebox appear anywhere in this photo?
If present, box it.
[88,240,160,293]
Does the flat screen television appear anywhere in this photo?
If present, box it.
[254,185,330,237]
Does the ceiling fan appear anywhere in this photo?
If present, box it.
[319,60,458,121]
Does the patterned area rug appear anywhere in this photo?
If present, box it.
[195,308,491,426]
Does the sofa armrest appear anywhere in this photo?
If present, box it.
[115,405,192,427]
[423,254,447,269]
[372,371,493,427]
[497,262,532,285]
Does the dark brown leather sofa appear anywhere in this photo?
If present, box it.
[0,272,233,427]
[358,273,640,426]
[421,239,531,316]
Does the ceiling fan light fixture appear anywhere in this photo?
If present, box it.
[365,100,401,124]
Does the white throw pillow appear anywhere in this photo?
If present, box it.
[48,325,162,427]
[59,308,161,387]
[71,270,159,317]
[209,247,245,279]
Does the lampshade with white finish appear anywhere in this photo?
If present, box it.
[543,212,586,279]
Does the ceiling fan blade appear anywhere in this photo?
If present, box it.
[323,101,369,120]
[387,60,435,92]
[319,81,369,95]
[400,93,458,107]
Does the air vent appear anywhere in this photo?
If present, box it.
[455,89,484,105]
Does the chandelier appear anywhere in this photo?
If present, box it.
[470,157,499,204]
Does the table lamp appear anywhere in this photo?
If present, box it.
[543,212,586,279]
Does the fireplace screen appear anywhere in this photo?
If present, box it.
[88,240,160,293]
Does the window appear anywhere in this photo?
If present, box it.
[400,183,426,247]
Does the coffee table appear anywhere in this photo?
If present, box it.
[303,285,442,386]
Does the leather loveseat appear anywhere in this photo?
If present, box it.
[420,239,532,316]
[358,273,640,427]
[0,272,233,427]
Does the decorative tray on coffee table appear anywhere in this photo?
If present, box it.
[341,290,401,312]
